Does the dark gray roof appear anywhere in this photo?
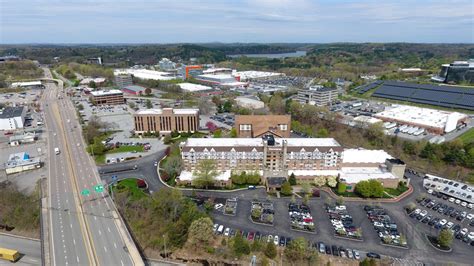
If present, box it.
[0,106,24,119]
[267,176,287,187]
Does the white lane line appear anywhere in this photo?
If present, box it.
[114,242,117,249]
[121,259,124,266]
[94,216,97,220]
[70,224,72,228]
[73,239,76,244]
[107,227,111,233]
[103,246,107,252]
[98,230,102,235]
[76,256,79,263]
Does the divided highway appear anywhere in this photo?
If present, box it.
[42,77,143,265]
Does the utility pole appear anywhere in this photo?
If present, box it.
[163,234,167,259]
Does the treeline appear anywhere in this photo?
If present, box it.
[0,183,40,236]
[114,188,208,251]
[0,60,43,87]
[203,43,299,55]
[55,63,114,80]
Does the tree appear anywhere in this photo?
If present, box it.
[268,94,285,114]
[438,229,453,248]
[316,128,329,137]
[281,181,292,196]
[337,182,347,194]
[288,173,297,186]
[223,100,233,113]
[232,234,250,257]
[88,80,96,88]
[187,217,214,246]
[313,176,326,187]
[326,175,337,188]
[144,87,152,96]
[205,121,218,133]
[198,98,212,115]
[284,237,307,261]
[128,102,136,109]
[230,128,237,138]
[355,180,384,198]
[213,129,222,138]
[264,242,277,259]
[246,172,261,185]
[163,156,183,178]
[360,258,377,266]
[145,99,153,109]
[192,159,218,189]
[301,183,311,195]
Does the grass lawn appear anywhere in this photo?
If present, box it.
[112,178,147,200]
[384,185,409,197]
[458,128,474,144]
[108,145,144,154]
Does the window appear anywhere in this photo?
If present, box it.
[240,124,252,131]
[278,124,288,131]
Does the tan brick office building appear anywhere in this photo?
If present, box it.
[134,108,199,135]
[90,90,125,105]
[235,115,291,138]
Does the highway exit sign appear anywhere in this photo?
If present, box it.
[94,185,104,193]
[81,189,90,196]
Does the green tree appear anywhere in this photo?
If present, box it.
[232,234,250,257]
[89,80,96,88]
[316,128,329,137]
[213,129,222,138]
[230,128,237,138]
[355,180,384,198]
[337,182,347,194]
[187,217,214,246]
[264,242,277,259]
[128,102,136,109]
[231,172,246,185]
[288,173,297,186]
[281,181,293,196]
[146,99,153,109]
[251,239,263,252]
[163,156,183,178]
[284,237,307,261]
[438,229,453,248]
[326,176,337,188]
[246,172,261,185]
[192,159,218,189]
[268,94,285,114]
[360,258,377,266]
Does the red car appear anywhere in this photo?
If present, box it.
[247,231,255,241]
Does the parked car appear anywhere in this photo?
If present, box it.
[319,242,325,253]
[367,252,381,259]
[273,235,279,246]
[224,227,230,236]
[353,250,360,260]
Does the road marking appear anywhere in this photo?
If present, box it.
[98,230,101,235]
[77,256,79,263]
[107,227,111,233]
[114,242,117,249]
[70,224,72,228]
[103,246,107,252]
[73,239,76,244]
[121,259,124,266]
[94,216,97,220]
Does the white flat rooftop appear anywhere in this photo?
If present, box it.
[184,138,340,147]
[11,81,42,87]
[90,89,122,96]
[178,170,231,181]
[234,71,283,80]
[135,108,198,115]
[342,148,392,164]
[375,105,467,129]
[114,68,176,81]
[178,83,212,92]
[340,167,398,184]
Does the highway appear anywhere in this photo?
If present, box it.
[0,234,41,265]
[42,69,143,265]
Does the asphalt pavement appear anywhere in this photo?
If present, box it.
[0,234,41,265]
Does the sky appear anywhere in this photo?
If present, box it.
[0,0,473,44]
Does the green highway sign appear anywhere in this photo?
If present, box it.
[81,189,90,196]
[94,185,104,193]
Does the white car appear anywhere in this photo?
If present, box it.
[213,224,218,232]
[468,203,473,209]
[468,232,474,241]
[467,213,474,220]
[439,219,447,226]
[460,228,468,236]
[274,235,279,246]
[224,227,230,236]
[449,197,455,203]
[445,221,454,229]
[346,249,353,259]
[335,205,347,211]
[455,199,461,205]
[267,235,273,243]
[414,209,421,214]
[353,250,360,260]
[214,203,224,210]
[420,210,428,217]
[427,189,433,194]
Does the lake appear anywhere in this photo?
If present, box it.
[227,50,307,59]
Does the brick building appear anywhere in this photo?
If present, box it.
[90,90,124,105]
[134,108,199,135]
[235,115,291,138]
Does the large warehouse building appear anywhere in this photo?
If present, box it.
[0,106,26,131]
[374,105,468,134]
